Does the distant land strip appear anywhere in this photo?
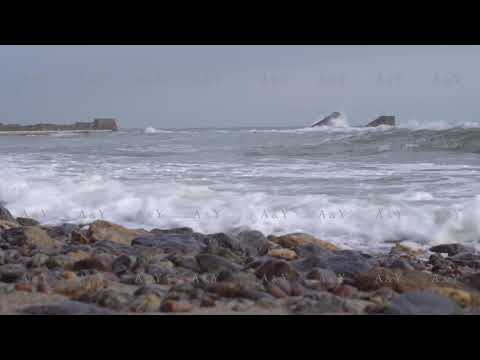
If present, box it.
[0,118,118,134]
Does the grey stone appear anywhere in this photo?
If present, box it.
[111,254,136,275]
[255,259,299,281]
[292,291,377,315]
[0,263,27,283]
[132,233,204,254]
[293,251,377,279]
[383,291,462,315]
[21,301,117,315]
[460,273,480,291]
[196,254,241,274]
[232,230,269,256]
[388,258,415,271]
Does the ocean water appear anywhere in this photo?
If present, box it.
[1,121,480,252]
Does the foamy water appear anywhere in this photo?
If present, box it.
[1,123,480,252]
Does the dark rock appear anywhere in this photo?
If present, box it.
[111,255,136,275]
[1,226,58,250]
[92,289,133,311]
[232,230,269,256]
[387,257,415,271]
[383,291,462,315]
[134,285,168,298]
[130,294,162,313]
[293,251,376,280]
[21,301,117,315]
[460,273,480,291]
[3,249,21,263]
[0,263,27,283]
[295,244,335,258]
[72,254,113,272]
[196,254,241,274]
[204,233,242,252]
[93,240,136,256]
[366,115,395,127]
[28,253,49,268]
[311,112,343,127]
[206,282,267,301]
[430,243,475,257]
[0,206,16,223]
[119,272,156,286]
[168,254,200,272]
[255,259,299,281]
[449,252,480,268]
[150,227,194,235]
[70,230,90,244]
[132,233,203,254]
[16,217,40,226]
[43,224,79,241]
[289,292,369,315]
[306,268,339,289]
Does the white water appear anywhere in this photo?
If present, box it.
[1,124,480,252]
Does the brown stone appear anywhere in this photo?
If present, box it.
[87,220,148,245]
[354,267,480,307]
[15,283,34,293]
[269,233,340,251]
[72,254,113,272]
[0,220,21,230]
[2,226,58,250]
[390,243,425,257]
[255,259,299,281]
[54,274,108,299]
[267,248,298,260]
[71,230,90,244]
[63,271,77,280]
[130,294,162,313]
[160,300,193,313]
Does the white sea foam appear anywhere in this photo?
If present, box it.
[1,167,479,252]
[144,127,173,134]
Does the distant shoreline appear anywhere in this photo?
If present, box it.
[0,129,114,135]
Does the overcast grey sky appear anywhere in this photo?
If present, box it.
[0,45,479,128]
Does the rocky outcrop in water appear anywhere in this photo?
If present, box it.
[366,116,396,127]
[311,112,343,127]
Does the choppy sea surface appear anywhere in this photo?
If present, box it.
[2,121,480,252]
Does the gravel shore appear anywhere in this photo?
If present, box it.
[1,205,480,315]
